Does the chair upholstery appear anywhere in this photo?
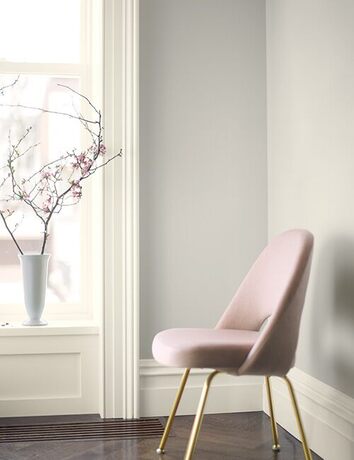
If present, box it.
[152,229,314,377]
[152,328,259,369]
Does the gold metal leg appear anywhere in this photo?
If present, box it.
[156,368,190,455]
[265,376,280,452]
[184,370,219,460]
[283,376,313,460]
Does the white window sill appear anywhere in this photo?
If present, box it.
[0,320,100,337]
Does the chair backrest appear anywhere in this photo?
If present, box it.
[216,229,314,376]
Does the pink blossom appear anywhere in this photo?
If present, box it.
[41,195,52,213]
[41,169,52,179]
[99,144,106,155]
[72,151,94,176]
[3,208,14,218]
[81,158,93,175]
[71,182,82,199]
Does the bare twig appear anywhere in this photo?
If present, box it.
[58,84,100,115]
[0,76,20,95]
[0,212,23,254]
[0,103,98,125]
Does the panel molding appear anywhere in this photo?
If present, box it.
[263,368,354,460]
[0,334,99,417]
[139,359,263,417]
[0,352,81,400]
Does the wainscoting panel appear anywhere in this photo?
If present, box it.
[263,368,354,460]
[140,359,263,417]
[0,331,99,417]
[0,352,81,400]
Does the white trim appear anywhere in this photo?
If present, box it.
[102,0,139,419]
[102,0,122,419]
[263,368,354,460]
[121,0,140,420]
[0,321,99,337]
[140,359,263,417]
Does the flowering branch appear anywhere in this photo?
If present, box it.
[0,78,122,254]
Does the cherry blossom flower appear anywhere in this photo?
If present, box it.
[71,183,82,199]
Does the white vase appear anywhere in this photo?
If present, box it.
[19,254,50,326]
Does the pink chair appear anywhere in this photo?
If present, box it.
[152,229,314,460]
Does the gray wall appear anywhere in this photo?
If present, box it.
[267,0,354,397]
[140,0,268,357]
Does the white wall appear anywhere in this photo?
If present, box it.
[139,0,268,357]
[138,2,354,454]
[267,0,354,398]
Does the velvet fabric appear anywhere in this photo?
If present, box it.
[152,229,314,376]
[152,328,259,369]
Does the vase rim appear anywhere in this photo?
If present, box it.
[18,253,50,257]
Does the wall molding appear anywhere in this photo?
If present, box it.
[263,368,354,460]
[139,359,263,417]
[103,0,140,419]
[121,0,140,420]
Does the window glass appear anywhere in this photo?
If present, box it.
[0,75,81,304]
[0,0,81,63]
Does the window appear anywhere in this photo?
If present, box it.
[0,0,102,321]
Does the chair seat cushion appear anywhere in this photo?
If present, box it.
[152,328,259,369]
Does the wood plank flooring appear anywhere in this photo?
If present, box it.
[0,412,322,459]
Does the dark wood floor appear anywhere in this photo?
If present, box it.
[0,412,322,459]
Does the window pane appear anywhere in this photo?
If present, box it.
[0,0,80,63]
[0,75,81,304]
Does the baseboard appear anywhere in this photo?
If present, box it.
[139,359,263,417]
[263,368,354,460]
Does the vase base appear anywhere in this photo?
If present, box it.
[23,320,48,327]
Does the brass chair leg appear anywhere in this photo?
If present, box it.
[265,376,280,452]
[156,368,190,454]
[283,376,313,460]
[184,370,219,460]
